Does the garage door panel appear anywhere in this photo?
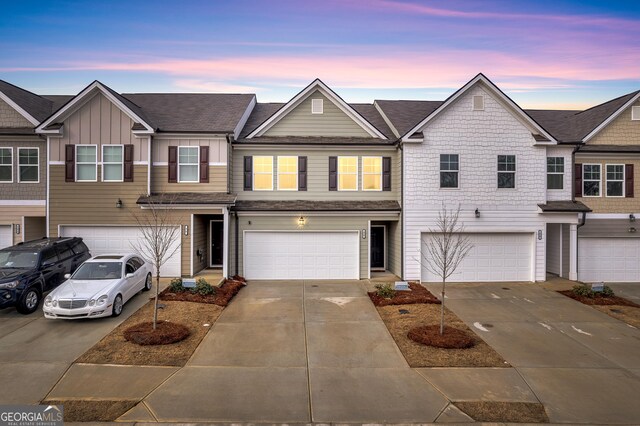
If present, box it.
[0,225,12,249]
[579,238,640,282]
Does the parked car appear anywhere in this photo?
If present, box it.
[0,237,91,314]
[43,254,153,319]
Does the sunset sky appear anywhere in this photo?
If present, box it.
[1,0,639,109]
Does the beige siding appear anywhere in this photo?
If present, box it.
[263,91,371,137]
[579,218,640,238]
[0,98,32,127]
[49,93,148,162]
[0,138,46,200]
[233,148,400,201]
[152,137,228,163]
[151,165,227,193]
[589,99,640,145]
[23,216,46,242]
[575,156,640,213]
[0,205,46,245]
[192,215,208,275]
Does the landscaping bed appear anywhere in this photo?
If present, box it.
[368,281,441,306]
[559,290,640,307]
[454,401,549,423]
[558,284,640,328]
[42,399,137,422]
[160,276,246,306]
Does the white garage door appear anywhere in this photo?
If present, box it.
[244,231,359,280]
[421,233,533,282]
[60,226,181,277]
[0,225,12,249]
[579,237,640,283]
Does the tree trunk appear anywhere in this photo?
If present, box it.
[153,269,160,330]
[440,278,445,335]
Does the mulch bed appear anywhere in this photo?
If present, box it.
[558,290,640,307]
[160,277,246,306]
[454,401,549,423]
[123,320,190,345]
[42,399,137,422]
[368,282,441,306]
[408,325,476,349]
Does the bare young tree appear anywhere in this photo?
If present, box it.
[421,204,473,335]
[130,195,182,330]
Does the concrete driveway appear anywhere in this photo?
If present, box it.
[0,287,154,404]
[425,280,640,424]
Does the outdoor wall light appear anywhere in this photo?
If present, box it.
[297,216,306,227]
[629,227,637,233]
[14,224,20,235]
[116,198,123,208]
[630,214,636,222]
[183,225,189,236]
[475,208,480,218]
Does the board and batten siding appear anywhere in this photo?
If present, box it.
[588,99,640,145]
[232,148,400,200]
[262,90,372,137]
[49,92,149,162]
[152,137,228,164]
[151,166,227,193]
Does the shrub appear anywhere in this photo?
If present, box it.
[375,283,396,299]
[194,278,216,296]
[572,284,614,298]
[169,278,184,293]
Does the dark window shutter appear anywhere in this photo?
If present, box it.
[298,156,307,191]
[574,163,582,197]
[65,145,75,182]
[626,164,634,198]
[123,144,134,182]
[168,146,177,183]
[382,156,391,191]
[329,156,337,191]
[199,146,209,183]
[243,156,253,190]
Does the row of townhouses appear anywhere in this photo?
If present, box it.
[0,74,638,283]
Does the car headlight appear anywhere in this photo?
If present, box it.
[44,296,52,307]
[52,299,57,307]
[88,299,96,306]
[97,295,108,306]
[0,280,19,289]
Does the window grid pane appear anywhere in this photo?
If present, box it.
[583,164,601,196]
[497,155,516,171]
[338,157,358,190]
[253,156,273,190]
[440,154,459,171]
[606,165,624,196]
[179,165,198,182]
[547,157,564,173]
[0,148,11,182]
[103,146,123,163]
[277,156,297,190]
[19,149,38,165]
[77,164,96,181]
[77,146,97,163]
[362,157,381,191]
[178,147,198,164]
[0,148,11,165]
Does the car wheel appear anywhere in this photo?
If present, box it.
[16,287,41,315]
[112,294,123,317]
[143,273,152,292]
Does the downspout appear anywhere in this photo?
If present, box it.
[226,133,233,194]
[573,142,586,280]
[398,139,404,280]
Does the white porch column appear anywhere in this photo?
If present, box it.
[569,223,578,281]
[223,206,229,279]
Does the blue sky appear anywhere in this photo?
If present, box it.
[1,0,639,108]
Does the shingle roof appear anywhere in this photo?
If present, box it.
[137,192,237,205]
[374,100,442,137]
[0,79,56,123]
[538,200,591,213]
[233,200,401,212]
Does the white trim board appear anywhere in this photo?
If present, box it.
[0,200,46,206]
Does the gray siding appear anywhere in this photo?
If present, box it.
[0,98,32,127]
[0,138,46,200]
[387,219,401,277]
[561,224,570,279]
[546,223,561,275]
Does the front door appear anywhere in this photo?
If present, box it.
[210,221,224,267]
[370,226,385,270]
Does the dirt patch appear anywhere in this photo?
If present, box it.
[408,325,476,349]
[591,304,640,329]
[43,399,137,422]
[377,303,508,367]
[123,321,190,345]
[558,290,640,307]
[160,279,245,306]
[76,300,222,366]
[454,401,549,423]
[369,282,441,306]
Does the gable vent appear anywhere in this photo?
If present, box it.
[311,98,324,114]
[472,95,485,111]
[632,106,640,121]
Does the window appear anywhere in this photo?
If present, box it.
[497,155,516,188]
[102,145,123,182]
[0,148,12,182]
[547,157,564,190]
[40,248,59,267]
[18,148,38,182]
[253,156,273,190]
[277,156,297,190]
[583,164,601,197]
[178,146,199,183]
[125,260,138,275]
[76,145,97,181]
[130,257,144,269]
[362,157,382,191]
[606,164,625,197]
[55,244,74,260]
[440,154,459,188]
[311,98,323,114]
[338,156,358,191]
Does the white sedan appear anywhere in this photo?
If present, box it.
[43,254,153,319]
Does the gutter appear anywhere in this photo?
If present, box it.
[226,133,233,194]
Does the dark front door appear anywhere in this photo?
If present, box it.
[210,221,224,266]
[370,226,385,269]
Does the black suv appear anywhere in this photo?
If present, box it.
[0,238,91,314]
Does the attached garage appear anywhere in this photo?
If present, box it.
[579,237,640,283]
[244,231,359,280]
[0,225,12,249]
[421,233,534,282]
[60,225,181,277]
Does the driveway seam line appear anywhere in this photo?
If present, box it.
[302,280,313,422]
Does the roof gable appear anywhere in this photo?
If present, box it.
[581,91,640,143]
[247,79,386,139]
[0,80,55,125]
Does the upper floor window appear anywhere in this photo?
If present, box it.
[178,146,199,183]
[547,157,564,190]
[497,155,516,188]
[277,156,298,191]
[253,156,273,190]
[0,148,12,182]
[76,145,97,182]
[102,145,123,182]
[338,156,358,191]
[362,157,382,191]
[583,164,601,197]
[18,148,38,183]
[440,154,459,188]
[606,164,625,197]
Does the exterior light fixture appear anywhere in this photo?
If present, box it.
[629,227,637,233]
[184,225,189,236]
[116,198,123,208]
[475,208,480,218]
[297,216,306,227]
[630,214,636,222]
[14,224,20,235]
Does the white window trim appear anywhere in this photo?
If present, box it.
[605,163,625,198]
[547,156,564,191]
[75,144,98,182]
[632,106,640,121]
[253,155,274,191]
[177,146,200,183]
[0,147,13,183]
[439,153,459,189]
[338,156,359,192]
[497,154,516,189]
[17,147,39,184]
[311,98,323,114]
[277,156,298,191]
[582,163,602,198]
[101,144,124,182]
[362,156,382,192]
